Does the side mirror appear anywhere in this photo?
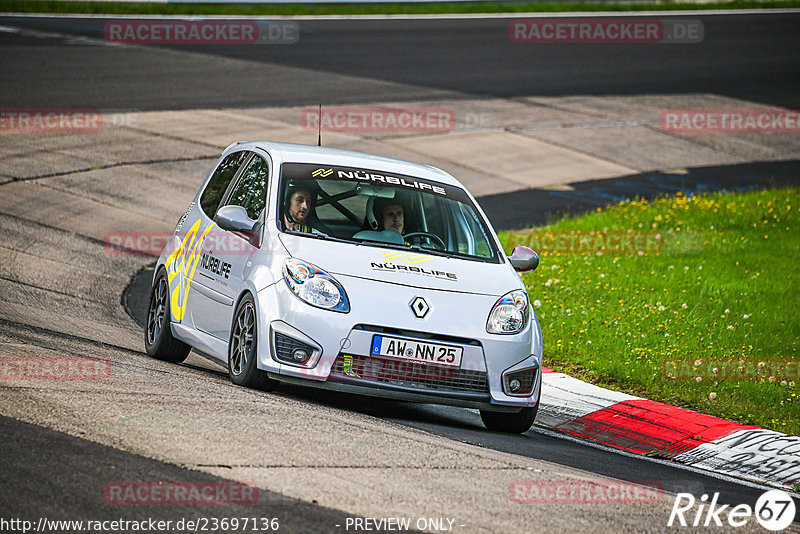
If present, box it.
[215,205,255,233]
[509,245,539,273]
[215,205,259,246]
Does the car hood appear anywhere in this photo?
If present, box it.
[278,233,522,297]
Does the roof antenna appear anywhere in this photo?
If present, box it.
[317,104,322,147]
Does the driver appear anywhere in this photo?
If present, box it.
[373,197,407,236]
[381,203,404,235]
[369,197,443,249]
[283,183,316,233]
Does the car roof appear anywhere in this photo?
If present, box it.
[225,141,464,188]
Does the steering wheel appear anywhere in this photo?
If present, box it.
[404,232,446,251]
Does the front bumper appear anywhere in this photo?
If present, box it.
[255,274,543,410]
[268,372,526,412]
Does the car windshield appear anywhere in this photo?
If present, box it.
[278,163,501,263]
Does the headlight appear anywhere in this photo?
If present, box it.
[487,290,530,334]
[283,258,350,313]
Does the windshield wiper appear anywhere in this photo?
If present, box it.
[402,243,453,259]
[348,238,454,258]
[402,242,497,263]
[285,230,351,244]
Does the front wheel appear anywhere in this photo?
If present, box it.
[480,405,538,433]
[228,294,278,391]
[145,268,191,363]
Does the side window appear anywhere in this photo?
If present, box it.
[200,151,249,219]
[224,155,270,220]
[451,203,493,258]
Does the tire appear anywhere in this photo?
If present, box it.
[228,293,278,391]
[145,268,191,363]
[480,404,538,434]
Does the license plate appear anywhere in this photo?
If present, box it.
[370,335,463,367]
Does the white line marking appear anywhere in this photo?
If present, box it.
[0,24,68,39]
[0,23,110,45]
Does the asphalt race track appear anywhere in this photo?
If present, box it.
[1,11,799,533]
[1,13,799,110]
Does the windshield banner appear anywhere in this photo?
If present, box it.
[281,163,470,203]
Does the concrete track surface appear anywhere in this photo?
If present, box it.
[1,13,799,534]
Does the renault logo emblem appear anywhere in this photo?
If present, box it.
[410,297,430,319]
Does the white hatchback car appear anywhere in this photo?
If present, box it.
[146,142,542,432]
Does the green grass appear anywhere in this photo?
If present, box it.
[3,0,800,15]
[499,188,800,435]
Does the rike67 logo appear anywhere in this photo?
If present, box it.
[668,490,796,530]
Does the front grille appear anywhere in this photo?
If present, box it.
[330,354,489,394]
[274,332,315,364]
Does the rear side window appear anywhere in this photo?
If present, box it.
[200,151,249,218]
